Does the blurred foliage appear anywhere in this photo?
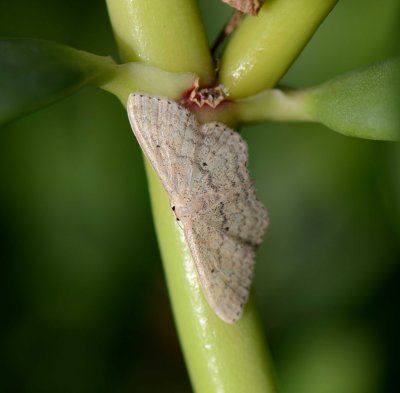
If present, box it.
[0,38,115,125]
[0,0,399,392]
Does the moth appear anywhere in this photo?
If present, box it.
[127,93,268,323]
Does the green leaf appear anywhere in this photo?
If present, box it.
[307,57,400,141]
[0,38,115,124]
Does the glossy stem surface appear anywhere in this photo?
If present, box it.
[106,0,214,84]
[219,0,338,98]
[105,0,279,391]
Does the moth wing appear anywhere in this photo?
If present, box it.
[128,95,268,323]
[189,122,248,192]
[183,218,255,324]
[127,93,201,196]
[199,193,268,247]
[189,122,268,247]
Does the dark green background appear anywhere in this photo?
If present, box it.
[1,1,399,392]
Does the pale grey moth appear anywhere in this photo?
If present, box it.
[127,93,268,323]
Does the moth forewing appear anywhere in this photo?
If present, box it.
[127,93,268,323]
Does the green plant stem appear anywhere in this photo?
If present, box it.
[234,88,311,122]
[105,1,279,392]
[146,161,277,393]
[189,88,311,127]
[219,0,338,98]
[105,0,214,85]
[100,63,197,105]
